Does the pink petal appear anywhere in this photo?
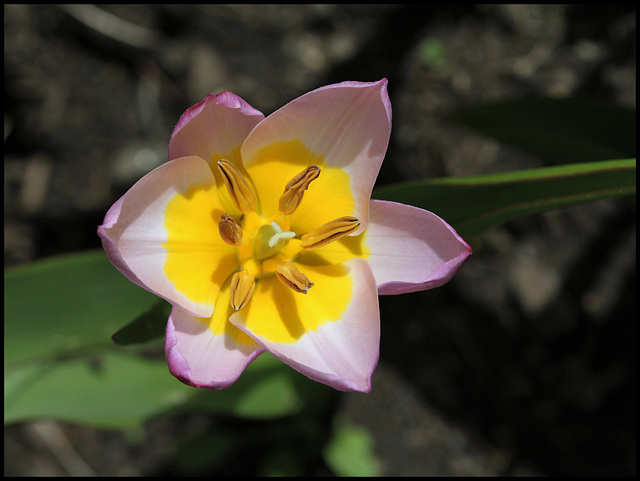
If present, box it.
[365,200,471,295]
[230,258,380,392]
[241,79,391,233]
[98,156,224,318]
[169,91,265,162]
[166,306,264,389]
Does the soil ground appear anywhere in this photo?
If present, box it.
[4,5,635,476]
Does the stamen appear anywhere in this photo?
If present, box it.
[267,221,296,248]
[218,214,243,245]
[278,165,321,215]
[300,216,361,250]
[229,269,255,310]
[217,159,256,213]
[275,262,314,294]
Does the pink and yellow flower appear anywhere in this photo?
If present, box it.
[98,79,470,392]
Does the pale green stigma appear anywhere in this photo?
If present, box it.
[254,221,296,260]
[268,221,295,248]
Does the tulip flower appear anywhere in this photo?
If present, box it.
[98,79,471,392]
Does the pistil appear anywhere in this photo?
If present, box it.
[254,221,296,260]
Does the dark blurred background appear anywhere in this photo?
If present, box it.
[4,4,635,476]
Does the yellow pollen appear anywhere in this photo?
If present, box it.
[278,165,321,215]
[217,159,256,213]
[300,216,360,250]
[229,269,255,310]
[275,262,314,294]
[218,214,243,245]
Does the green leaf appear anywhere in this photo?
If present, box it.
[5,350,188,428]
[4,251,305,427]
[4,250,157,366]
[452,98,635,164]
[175,354,305,420]
[4,349,305,428]
[111,300,171,346]
[324,418,381,476]
[374,159,635,237]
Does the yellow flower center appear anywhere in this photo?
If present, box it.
[216,160,358,310]
[161,139,369,343]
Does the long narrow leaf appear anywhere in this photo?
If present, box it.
[374,159,635,237]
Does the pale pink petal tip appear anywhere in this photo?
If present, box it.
[165,307,264,390]
[171,91,263,139]
[168,91,265,162]
[366,200,471,296]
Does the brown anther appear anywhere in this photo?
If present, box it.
[217,159,257,212]
[218,214,243,245]
[278,165,321,215]
[300,216,361,250]
[229,269,255,310]
[275,262,314,294]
